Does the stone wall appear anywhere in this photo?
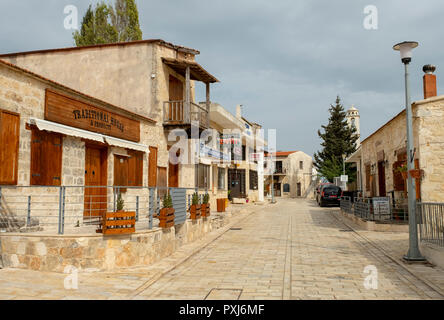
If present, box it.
[415,97,444,202]
[360,96,444,202]
[0,212,234,273]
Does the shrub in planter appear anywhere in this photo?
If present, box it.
[190,192,201,220]
[397,164,408,180]
[201,193,210,217]
[159,194,175,228]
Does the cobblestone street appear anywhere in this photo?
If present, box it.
[1,198,444,300]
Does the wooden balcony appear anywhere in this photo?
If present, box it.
[163,100,210,130]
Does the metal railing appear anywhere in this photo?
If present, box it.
[163,100,209,128]
[0,186,211,235]
[417,202,444,247]
[340,196,408,223]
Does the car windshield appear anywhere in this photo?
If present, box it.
[323,187,341,194]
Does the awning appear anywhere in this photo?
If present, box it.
[29,118,148,153]
[29,118,104,143]
[200,157,213,165]
[162,57,219,83]
[104,136,148,153]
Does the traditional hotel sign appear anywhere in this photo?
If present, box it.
[45,90,140,142]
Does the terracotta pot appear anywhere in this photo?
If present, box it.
[409,169,422,179]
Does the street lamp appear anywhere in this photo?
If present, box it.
[393,41,425,262]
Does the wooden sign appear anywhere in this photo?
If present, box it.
[45,90,140,142]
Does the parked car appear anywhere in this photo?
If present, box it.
[315,183,334,204]
[318,185,342,207]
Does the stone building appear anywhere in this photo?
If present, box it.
[347,65,444,203]
[0,39,219,198]
[264,151,314,198]
[0,58,155,228]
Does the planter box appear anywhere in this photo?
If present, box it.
[217,198,226,212]
[100,211,136,235]
[158,207,175,229]
[190,204,201,220]
[201,204,211,217]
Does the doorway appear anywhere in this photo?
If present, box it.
[377,161,386,196]
[168,147,180,188]
[84,145,107,219]
[297,183,302,197]
[228,169,246,198]
[168,75,184,121]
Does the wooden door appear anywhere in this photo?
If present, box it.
[157,166,167,198]
[378,161,386,196]
[297,183,302,197]
[84,146,107,219]
[168,75,184,121]
[148,146,158,187]
[168,147,180,188]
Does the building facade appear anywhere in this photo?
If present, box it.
[347,65,444,203]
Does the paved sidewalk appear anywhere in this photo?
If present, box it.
[1,198,443,300]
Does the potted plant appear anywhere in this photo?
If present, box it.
[201,193,210,217]
[190,192,201,220]
[159,193,175,228]
[397,164,408,180]
[409,169,422,179]
[100,191,136,235]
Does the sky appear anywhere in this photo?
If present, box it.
[1,0,443,156]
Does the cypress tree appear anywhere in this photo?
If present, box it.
[314,96,358,182]
[73,0,143,46]
[110,0,143,42]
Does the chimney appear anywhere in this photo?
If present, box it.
[423,64,437,99]
[236,104,243,119]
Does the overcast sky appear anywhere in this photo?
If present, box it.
[1,0,443,156]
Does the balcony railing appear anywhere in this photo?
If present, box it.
[163,100,209,129]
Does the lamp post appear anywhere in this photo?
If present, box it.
[393,41,425,261]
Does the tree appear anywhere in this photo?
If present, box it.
[314,96,358,183]
[73,2,117,46]
[110,0,143,42]
[73,0,142,46]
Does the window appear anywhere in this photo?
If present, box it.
[276,161,283,174]
[114,150,144,191]
[30,129,62,186]
[128,150,143,187]
[283,183,290,193]
[218,167,226,190]
[197,164,210,189]
[114,155,128,191]
[0,110,20,185]
[299,161,304,170]
[249,170,258,190]
[365,164,371,192]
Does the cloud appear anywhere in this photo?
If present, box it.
[1,0,443,156]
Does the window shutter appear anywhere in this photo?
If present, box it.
[148,147,157,187]
[365,164,371,192]
[0,110,20,185]
[47,133,62,186]
[415,159,421,200]
[127,150,143,187]
[114,155,128,192]
[30,129,44,185]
